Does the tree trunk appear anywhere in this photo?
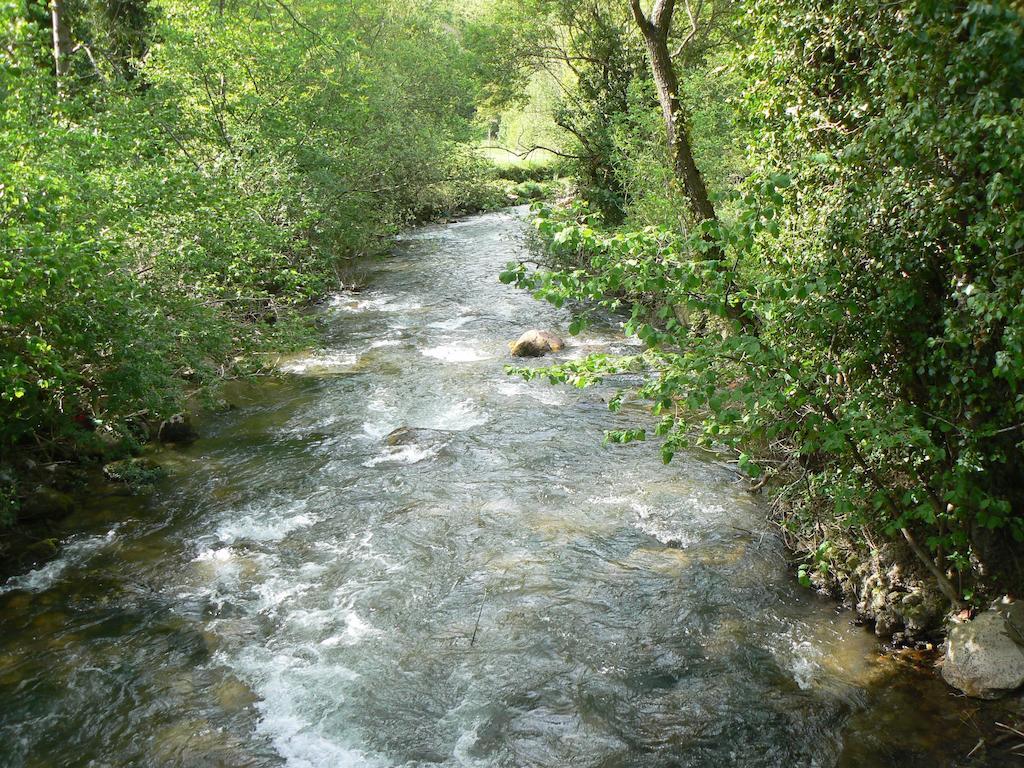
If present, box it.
[627,0,715,224]
[628,0,759,334]
[50,0,72,82]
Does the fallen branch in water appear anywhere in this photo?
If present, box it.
[470,587,487,647]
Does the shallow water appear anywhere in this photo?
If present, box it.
[0,209,1001,766]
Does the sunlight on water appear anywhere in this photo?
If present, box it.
[421,340,494,362]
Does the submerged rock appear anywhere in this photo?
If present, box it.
[384,426,451,447]
[942,599,1024,699]
[509,329,564,357]
[214,674,259,714]
[158,413,197,444]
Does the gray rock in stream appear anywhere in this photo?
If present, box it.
[942,598,1024,698]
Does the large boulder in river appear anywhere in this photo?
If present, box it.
[509,329,564,358]
[942,599,1024,699]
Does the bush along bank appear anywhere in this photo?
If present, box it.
[410,159,567,223]
[0,0,518,571]
[487,0,1024,692]
[500,184,1024,662]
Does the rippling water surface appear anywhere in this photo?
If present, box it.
[0,210,993,766]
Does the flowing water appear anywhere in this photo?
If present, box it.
[0,210,1001,767]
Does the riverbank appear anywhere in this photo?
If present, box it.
[1,165,567,579]
[3,0,559,568]
[504,200,1024,688]
[2,208,1018,766]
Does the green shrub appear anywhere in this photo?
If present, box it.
[1,0,495,519]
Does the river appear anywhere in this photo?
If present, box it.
[0,209,994,766]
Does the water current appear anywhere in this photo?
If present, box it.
[0,209,995,767]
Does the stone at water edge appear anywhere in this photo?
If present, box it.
[103,457,167,487]
[509,329,564,358]
[157,413,198,444]
[18,486,75,521]
[942,598,1024,699]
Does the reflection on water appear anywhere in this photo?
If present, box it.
[0,209,1009,767]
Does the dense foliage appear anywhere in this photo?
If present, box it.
[1,0,503,524]
[501,0,1024,609]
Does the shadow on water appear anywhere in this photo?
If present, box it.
[0,209,1018,767]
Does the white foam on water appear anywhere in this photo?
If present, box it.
[212,498,317,546]
[428,314,476,331]
[217,512,316,545]
[192,545,237,577]
[367,339,401,349]
[331,292,423,314]
[421,341,491,363]
[280,352,359,375]
[366,396,390,413]
[229,647,381,768]
[780,637,823,691]
[452,720,487,768]
[361,419,399,441]
[586,494,632,506]
[253,577,316,616]
[346,530,403,572]
[556,332,618,359]
[361,443,441,467]
[362,392,487,437]
[0,526,119,594]
[630,502,699,547]
[299,561,328,578]
[269,726,379,768]
[360,395,399,440]
[339,610,376,643]
[318,609,377,647]
[495,379,570,406]
[423,399,489,431]
[188,545,256,607]
[194,545,234,563]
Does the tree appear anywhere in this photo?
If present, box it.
[627,0,713,223]
[1,0,503,528]
[50,0,72,81]
[506,0,1024,617]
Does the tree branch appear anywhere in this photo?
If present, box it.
[628,0,654,36]
[482,143,581,160]
[651,0,676,32]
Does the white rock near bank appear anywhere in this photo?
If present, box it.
[942,599,1024,699]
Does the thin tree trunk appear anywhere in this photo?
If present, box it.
[51,0,72,83]
[627,0,715,224]
[628,0,759,334]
